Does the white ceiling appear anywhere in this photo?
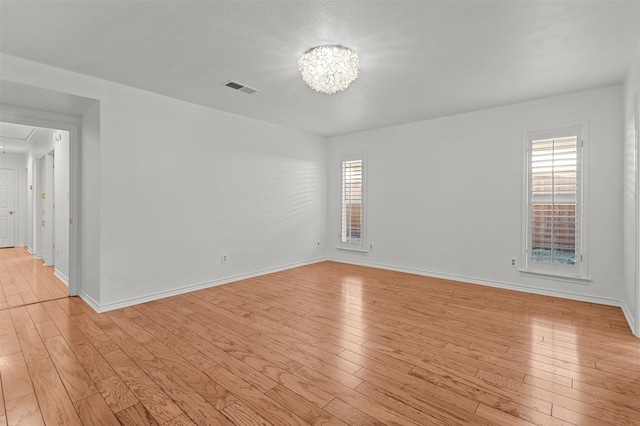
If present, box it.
[0,122,37,141]
[0,122,39,155]
[1,1,639,137]
[0,122,37,155]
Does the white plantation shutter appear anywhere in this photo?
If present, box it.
[526,126,583,276]
[341,154,365,249]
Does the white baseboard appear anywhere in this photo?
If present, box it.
[54,269,69,287]
[328,256,627,308]
[91,257,328,313]
[620,301,638,338]
[79,291,101,312]
[80,254,639,339]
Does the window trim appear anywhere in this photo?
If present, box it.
[339,152,367,252]
[521,122,589,280]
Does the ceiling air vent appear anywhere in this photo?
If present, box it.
[223,80,259,95]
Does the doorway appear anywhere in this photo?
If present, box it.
[0,117,78,305]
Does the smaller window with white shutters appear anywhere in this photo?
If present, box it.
[525,125,584,277]
[340,153,366,250]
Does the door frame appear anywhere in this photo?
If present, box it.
[635,87,640,338]
[0,167,18,248]
[0,113,79,297]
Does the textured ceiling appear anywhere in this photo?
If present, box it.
[1,1,640,137]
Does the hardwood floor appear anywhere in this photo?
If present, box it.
[0,261,639,425]
[0,247,68,310]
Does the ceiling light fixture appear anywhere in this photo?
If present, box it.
[298,45,359,94]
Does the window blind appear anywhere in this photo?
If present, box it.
[530,135,578,265]
[341,159,363,244]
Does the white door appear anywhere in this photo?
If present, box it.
[0,168,16,248]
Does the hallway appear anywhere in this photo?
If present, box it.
[0,247,67,310]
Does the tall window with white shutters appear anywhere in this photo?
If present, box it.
[525,125,584,277]
[340,153,365,250]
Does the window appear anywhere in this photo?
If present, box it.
[525,125,584,277]
[340,153,365,250]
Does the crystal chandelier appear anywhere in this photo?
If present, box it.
[298,45,359,94]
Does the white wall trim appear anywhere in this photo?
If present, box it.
[621,300,637,337]
[328,257,629,310]
[86,257,328,313]
[54,269,69,287]
[78,291,101,313]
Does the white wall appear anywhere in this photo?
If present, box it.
[80,102,101,305]
[98,83,327,309]
[328,86,624,307]
[1,53,328,311]
[622,40,640,336]
[0,153,27,246]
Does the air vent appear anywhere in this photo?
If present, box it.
[223,80,259,95]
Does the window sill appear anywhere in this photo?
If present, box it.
[519,269,591,285]
[336,247,369,254]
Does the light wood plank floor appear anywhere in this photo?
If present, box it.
[0,247,68,310]
[1,261,639,425]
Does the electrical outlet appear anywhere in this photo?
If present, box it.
[221,253,228,263]
[317,241,320,247]
[369,244,373,250]
[509,257,517,268]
